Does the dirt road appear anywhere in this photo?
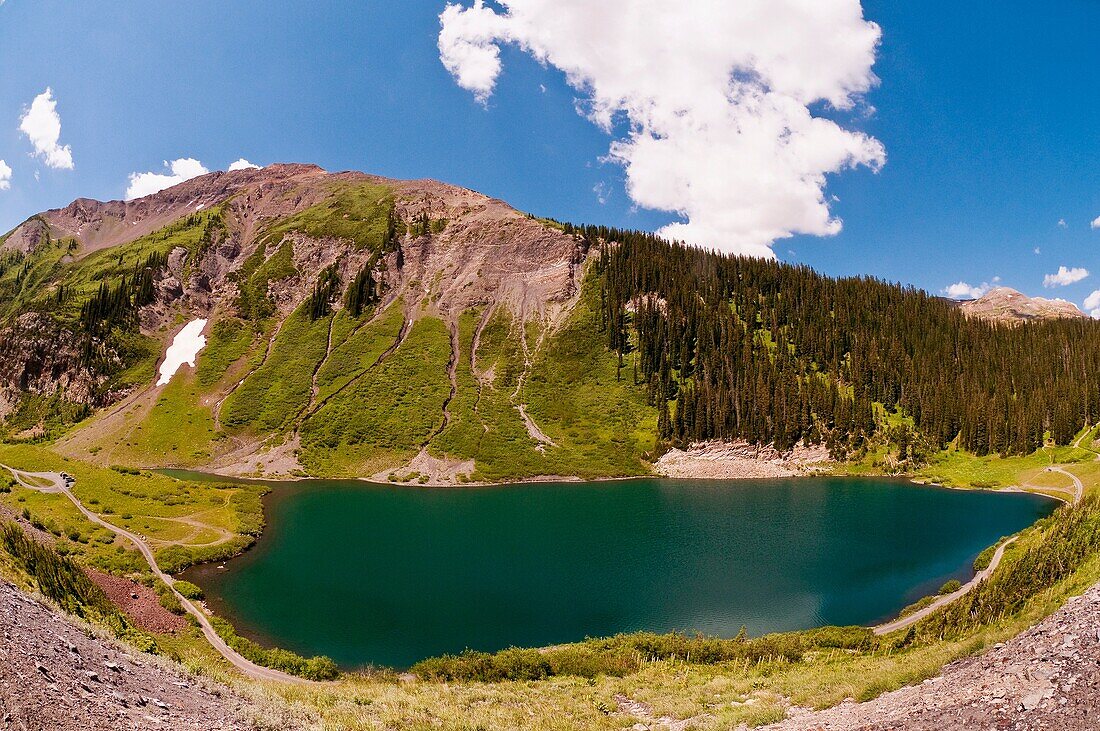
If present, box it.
[873,536,1018,636]
[0,463,305,684]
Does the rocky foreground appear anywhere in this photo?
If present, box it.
[4,574,1100,730]
[763,583,1100,730]
[0,580,251,731]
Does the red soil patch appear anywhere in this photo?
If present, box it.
[86,568,188,634]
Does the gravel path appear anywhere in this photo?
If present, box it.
[1047,466,1084,505]
[873,536,1018,636]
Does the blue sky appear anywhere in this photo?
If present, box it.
[1,0,1098,306]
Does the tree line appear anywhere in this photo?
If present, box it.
[573,225,1100,457]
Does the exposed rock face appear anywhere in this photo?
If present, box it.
[761,582,1100,730]
[0,215,50,255]
[655,440,831,479]
[32,164,585,323]
[959,286,1087,324]
[39,164,331,257]
[0,580,250,731]
[0,313,100,419]
[390,179,587,322]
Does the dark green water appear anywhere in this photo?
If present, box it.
[181,476,1055,669]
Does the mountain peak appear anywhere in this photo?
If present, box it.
[959,286,1086,324]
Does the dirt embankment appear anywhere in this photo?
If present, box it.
[655,440,831,480]
[85,568,188,635]
[760,582,1100,730]
[0,580,251,731]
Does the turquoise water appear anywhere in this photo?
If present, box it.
[181,476,1055,669]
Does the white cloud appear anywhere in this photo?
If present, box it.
[18,88,74,170]
[1084,290,1100,319]
[125,158,209,200]
[1034,247,1041,255]
[1091,216,1100,230]
[439,0,885,258]
[0,159,11,191]
[228,158,260,171]
[944,281,993,300]
[1043,266,1089,288]
[1057,218,1067,228]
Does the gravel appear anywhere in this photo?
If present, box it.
[0,580,250,731]
[762,583,1100,730]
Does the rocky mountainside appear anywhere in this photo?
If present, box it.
[958,286,1087,324]
[763,581,1100,730]
[0,579,252,730]
[0,164,609,483]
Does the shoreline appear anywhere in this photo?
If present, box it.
[171,467,1058,673]
[169,438,838,488]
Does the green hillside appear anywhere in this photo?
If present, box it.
[2,177,1100,483]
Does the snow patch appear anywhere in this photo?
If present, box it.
[157,319,207,386]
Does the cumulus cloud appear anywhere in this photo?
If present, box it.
[228,158,260,171]
[438,0,885,257]
[1057,218,1067,229]
[1085,290,1100,319]
[1043,266,1089,288]
[1091,216,1100,230]
[943,280,996,300]
[18,88,74,170]
[125,158,209,200]
[0,159,11,191]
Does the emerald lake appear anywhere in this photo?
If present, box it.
[180,476,1056,669]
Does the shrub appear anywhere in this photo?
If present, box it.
[938,579,962,595]
[411,626,879,683]
[155,582,185,615]
[210,617,339,681]
[172,579,204,600]
[412,648,552,682]
[110,465,141,475]
[973,542,999,571]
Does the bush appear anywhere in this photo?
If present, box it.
[155,582,185,615]
[211,617,339,681]
[172,579,204,600]
[155,535,252,574]
[973,542,999,571]
[411,626,878,683]
[412,648,552,682]
[938,579,962,595]
[110,465,141,475]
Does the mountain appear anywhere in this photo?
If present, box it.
[958,286,1087,324]
[2,164,1100,483]
[0,164,613,482]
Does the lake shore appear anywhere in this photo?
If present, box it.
[180,474,1055,669]
[188,439,836,487]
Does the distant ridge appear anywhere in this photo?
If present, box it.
[958,286,1087,324]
